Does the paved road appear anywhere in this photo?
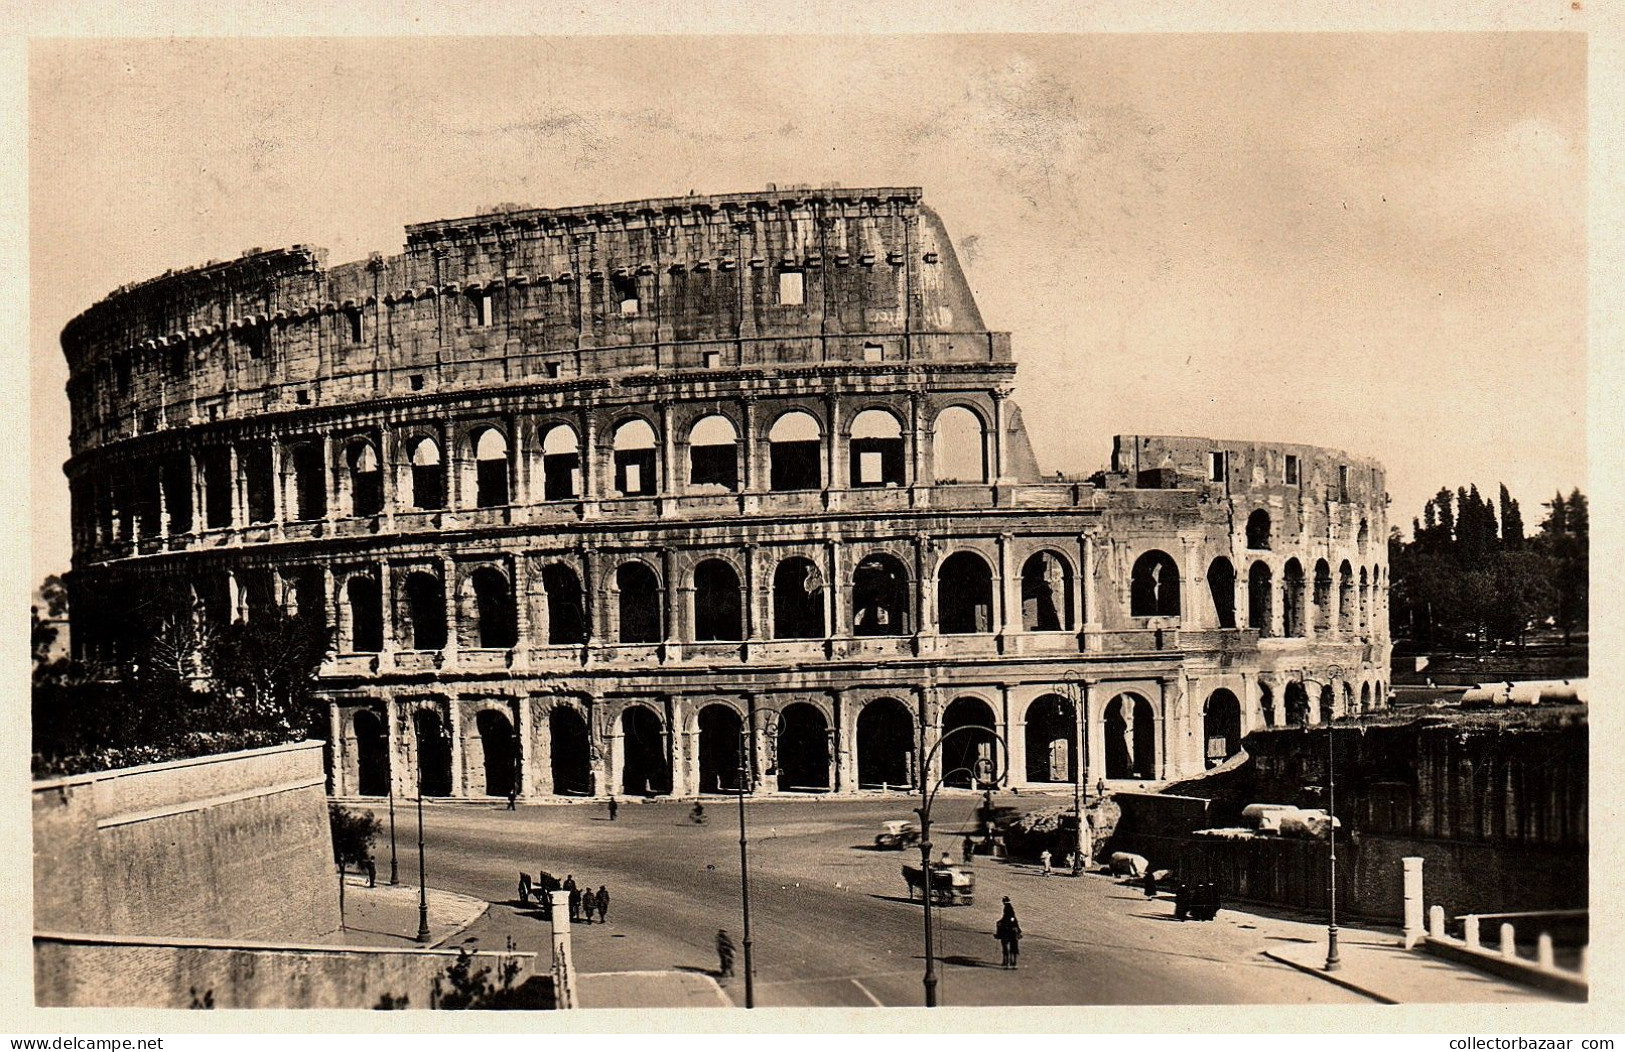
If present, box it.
[357,793,1363,1007]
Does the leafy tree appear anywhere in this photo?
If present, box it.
[329,804,382,868]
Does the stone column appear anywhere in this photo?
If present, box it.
[826,538,846,639]
[668,696,692,797]
[997,532,1016,643]
[743,544,761,642]
[662,547,680,660]
[1081,680,1100,788]
[517,697,536,798]
[386,699,405,798]
[549,890,578,1009]
[1081,533,1100,642]
[268,442,283,524]
[1002,684,1021,787]
[190,452,207,533]
[915,534,935,645]
[328,702,346,795]
[581,409,600,514]
[658,402,674,514]
[378,559,396,661]
[832,689,854,793]
[441,557,460,665]
[825,392,843,498]
[380,429,397,531]
[741,397,758,494]
[1402,857,1425,947]
[1180,536,1200,627]
[991,390,1008,483]
[1157,679,1170,780]
[228,445,244,527]
[581,548,598,649]
[322,433,338,525]
[908,393,924,496]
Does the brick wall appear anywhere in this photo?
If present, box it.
[33,741,340,941]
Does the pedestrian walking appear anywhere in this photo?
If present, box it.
[994,897,1022,970]
[596,885,610,924]
[364,855,377,888]
[1040,849,1052,876]
[962,835,974,864]
[608,797,619,821]
[715,929,736,979]
[506,786,517,811]
[581,889,596,924]
[1144,866,1159,899]
[563,875,580,922]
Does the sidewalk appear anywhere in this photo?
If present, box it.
[1259,925,1558,1004]
[577,970,732,1008]
[318,875,490,949]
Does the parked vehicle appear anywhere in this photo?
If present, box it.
[902,863,975,906]
[875,820,921,850]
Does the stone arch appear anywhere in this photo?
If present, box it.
[1207,556,1237,629]
[1249,561,1274,635]
[548,705,592,795]
[615,561,662,644]
[287,441,326,521]
[1024,693,1077,783]
[777,702,831,792]
[612,417,659,497]
[932,405,987,483]
[1358,566,1370,630]
[403,571,446,651]
[1358,518,1370,551]
[1246,509,1272,550]
[469,426,511,508]
[411,707,452,797]
[1284,680,1310,727]
[1258,680,1277,728]
[541,563,587,645]
[1203,690,1242,769]
[1021,550,1075,632]
[1343,681,1355,718]
[1313,559,1333,633]
[1339,561,1355,632]
[772,556,826,639]
[1359,681,1372,714]
[620,704,670,796]
[940,695,998,788]
[693,558,744,642]
[539,423,581,501]
[849,408,905,487]
[856,697,916,789]
[468,565,517,649]
[937,550,994,634]
[1130,550,1181,617]
[852,552,910,636]
[406,434,445,510]
[345,438,383,518]
[688,414,740,491]
[352,708,390,796]
[697,704,745,793]
[1318,682,1336,724]
[1103,692,1156,780]
[1282,559,1307,637]
[345,574,383,653]
[768,410,824,491]
[473,707,518,797]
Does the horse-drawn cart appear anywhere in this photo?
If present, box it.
[902,863,975,906]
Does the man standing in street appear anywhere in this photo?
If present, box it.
[564,875,580,922]
[1040,849,1052,876]
[716,929,736,979]
[608,797,619,821]
[596,885,610,924]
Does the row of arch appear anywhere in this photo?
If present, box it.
[1245,509,1372,554]
[347,689,1181,800]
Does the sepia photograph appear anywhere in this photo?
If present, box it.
[18,13,1598,1027]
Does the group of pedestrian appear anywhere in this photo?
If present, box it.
[561,875,612,924]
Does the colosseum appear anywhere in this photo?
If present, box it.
[60,185,1391,802]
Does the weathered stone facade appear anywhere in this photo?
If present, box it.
[61,186,1391,801]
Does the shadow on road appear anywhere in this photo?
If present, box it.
[939,954,996,969]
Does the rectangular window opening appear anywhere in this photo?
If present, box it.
[863,342,883,363]
[779,270,804,306]
[1208,451,1227,483]
[1285,454,1300,486]
[704,351,721,369]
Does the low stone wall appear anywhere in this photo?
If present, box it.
[34,932,539,1009]
[33,741,340,941]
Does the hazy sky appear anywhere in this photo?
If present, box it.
[28,33,1586,582]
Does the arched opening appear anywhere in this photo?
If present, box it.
[616,562,662,644]
[1246,509,1272,550]
[290,443,326,521]
[852,553,909,636]
[1130,550,1181,617]
[408,437,445,511]
[1285,681,1310,727]
[688,415,739,491]
[768,411,823,491]
[549,707,592,795]
[1249,562,1274,636]
[1319,683,1336,724]
[772,557,826,639]
[937,551,993,634]
[412,708,452,798]
[777,703,831,792]
[1339,561,1355,632]
[1343,682,1355,718]
[1359,682,1372,714]
[1021,551,1074,632]
[620,706,669,796]
[940,696,997,789]
[347,441,383,518]
[1203,690,1242,769]
[1103,694,1156,780]
[693,559,744,642]
[474,709,517,798]
[857,698,915,789]
[540,425,581,501]
[403,572,446,651]
[352,709,389,796]
[1259,681,1277,728]
[697,705,744,793]
[1313,559,1333,633]
[472,428,510,508]
[932,406,986,483]
[470,567,517,649]
[849,409,905,487]
[541,563,587,645]
[1359,567,1370,630]
[612,419,659,497]
[1207,557,1237,628]
[346,575,383,653]
[1024,694,1077,783]
[1282,559,1306,637]
[1358,519,1370,551]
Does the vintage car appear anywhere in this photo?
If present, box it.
[874,820,921,850]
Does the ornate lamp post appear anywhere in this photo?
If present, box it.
[1324,664,1345,972]
[736,709,782,1009]
[384,711,399,885]
[915,721,1009,1008]
[415,715,442,944]
[1053,670,1087,875]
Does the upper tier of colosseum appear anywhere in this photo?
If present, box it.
[62,187,1003,457]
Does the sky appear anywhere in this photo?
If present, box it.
[27,33,1587,583]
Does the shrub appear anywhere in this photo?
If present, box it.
[329,804,382,868]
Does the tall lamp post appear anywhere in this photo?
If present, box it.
[1324,664,1344,972]
[415,717,440,944]
[915,721,1010,1008]
[384,713,399,885]
[735,710,782,1010]
[1053,670,1087,875]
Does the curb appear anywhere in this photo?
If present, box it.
[1260,949,1397,1004]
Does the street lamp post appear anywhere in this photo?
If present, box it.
[736,710,782,1010]
[1324,664,1344,972]
[1054,670,1087,875]
[915,721,1009,1008]
[415,721,438,944]
[384,716,399,885]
